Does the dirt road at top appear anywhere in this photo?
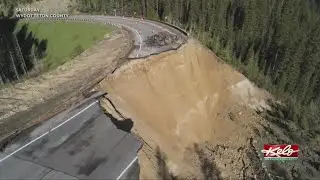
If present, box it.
[0,29,131,139]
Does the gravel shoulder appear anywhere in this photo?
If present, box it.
[0,28,132,141]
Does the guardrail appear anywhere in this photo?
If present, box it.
[0,15,188,157]
[20,16,188,59]
[112,15,188,36]
[21,16,188,35]
[21,16,120,28]
[146,19,188,37]
[20,16,188,41]
[19,15,188,71]
[112,44,184,75]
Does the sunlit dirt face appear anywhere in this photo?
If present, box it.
[98,39,269,179]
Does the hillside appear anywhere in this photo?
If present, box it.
[75,0,320,142]
[94,39,320,179]
[1,0,319,179]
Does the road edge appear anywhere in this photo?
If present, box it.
[0,27,134,152]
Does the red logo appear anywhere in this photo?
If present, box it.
[261,144,299,160]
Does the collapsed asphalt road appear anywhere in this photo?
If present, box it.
[0,93,142,180]
[69,15,188,58]
[0,15,188,179]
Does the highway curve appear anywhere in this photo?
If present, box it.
[25,15,188,58]
[0,16,187,180]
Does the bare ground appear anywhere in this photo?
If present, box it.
[0,29,132,140]
[96,39,320,179]
[95,39,273,179]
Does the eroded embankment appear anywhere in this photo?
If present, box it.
[95,39,270,179]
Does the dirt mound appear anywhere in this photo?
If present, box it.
[144,32,179,46]
[96,39,271,179]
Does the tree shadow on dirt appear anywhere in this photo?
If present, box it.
[193,143,222,180]
[155,144,222,180]
[260,99,320,145]
[155,146,178,180]
[252,99,320,180]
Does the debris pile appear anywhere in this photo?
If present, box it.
[98,39,272,179]
[145,32,179,46]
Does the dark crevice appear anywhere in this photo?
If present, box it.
[101,96,134,133]
[106,112,134,133]
[104,96,125,119]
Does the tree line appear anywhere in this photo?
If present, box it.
[0,0,319,131]
[0,0,47,85]
[75,0,320,131]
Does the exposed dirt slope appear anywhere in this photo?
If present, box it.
[96,39,272,179]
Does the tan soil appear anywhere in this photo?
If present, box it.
[96,39,272,179]
[0,29,131,138]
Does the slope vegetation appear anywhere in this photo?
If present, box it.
[17,21,111,70]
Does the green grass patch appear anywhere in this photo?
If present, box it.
[16,21,112,70]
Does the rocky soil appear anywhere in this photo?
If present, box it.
[96,39,320,179]
[144,31,180,46]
